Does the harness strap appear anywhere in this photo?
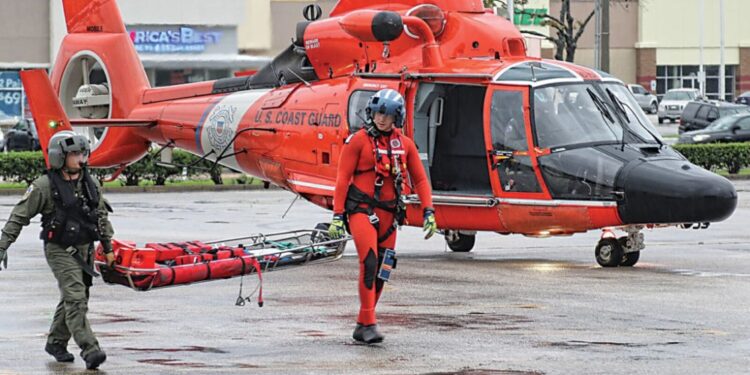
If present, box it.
[69,246,100,278]
[344,127,408,243]
[247,257,263,307]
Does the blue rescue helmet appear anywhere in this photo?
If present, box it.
[365,89,405,128]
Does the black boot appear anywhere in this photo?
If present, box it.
[45,342,74,363]
[352,323,384,344]
[84,350,107,370]
[352,323,365,342]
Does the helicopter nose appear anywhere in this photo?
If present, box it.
[616,159,737,225]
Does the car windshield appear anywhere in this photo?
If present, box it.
[663,91,693,101]
[532,82,659,149]
[14,120,29,131]
[707,115,741,130]
[720,107,750,116]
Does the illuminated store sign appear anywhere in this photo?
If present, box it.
[128,27,222,53]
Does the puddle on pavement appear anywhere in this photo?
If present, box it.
[193,200,224,205]
[455,258,586,270]
[387,302,456,308]
[234,363,263,368]
[421,369,544,375]
[91,312,148,324]
[138,358,209,368]
[123,345,228,354]
[369,312,533,331]
[513,304,542,309]
[272,296,341,307]
[670,269,750,278]
[299,330,328,337]
[97,330,144,338]
[539,340,682,348]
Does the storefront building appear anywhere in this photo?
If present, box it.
[51,0,270,87]
[544,0,750,101]
[637,0,747,101]
[0,0,50,126]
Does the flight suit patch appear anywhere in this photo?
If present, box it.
[21,185,34,201]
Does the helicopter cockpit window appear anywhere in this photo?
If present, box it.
[600,83,662,144]
[538,147,622,201]
[496,62,576,83]
[347,90,377,132]
[593,69,616,79]
[533,84,623,149]
[490,90,542,193]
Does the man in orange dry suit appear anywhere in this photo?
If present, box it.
[328,89,437,344]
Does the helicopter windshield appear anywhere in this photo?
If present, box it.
[601,83,663,144]
[532,82,659,149]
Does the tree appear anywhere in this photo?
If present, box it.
[485,0,633,63]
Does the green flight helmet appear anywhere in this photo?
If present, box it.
[48,131,90,170]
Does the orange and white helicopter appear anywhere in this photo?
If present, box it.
[23,0,737,268]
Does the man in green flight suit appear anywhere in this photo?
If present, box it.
[0,131,116,370]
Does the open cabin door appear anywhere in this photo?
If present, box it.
[413,83,493,196]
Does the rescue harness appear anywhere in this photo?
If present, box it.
[42,169,102,247]
[344,127,408,242]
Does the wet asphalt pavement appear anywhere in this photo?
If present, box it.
[0,181,749,374]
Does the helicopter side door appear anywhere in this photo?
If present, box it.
[485,86,546,198]
[484,85,589,235]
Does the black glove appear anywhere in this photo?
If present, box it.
[101,240,113,254]
[0,249,7,271]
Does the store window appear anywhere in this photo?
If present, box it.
[0,71,26,121]
[154,68,231,87]
[656,65,736,102]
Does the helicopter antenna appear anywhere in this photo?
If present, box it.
[286,67,312,87]
[282,194,300,219]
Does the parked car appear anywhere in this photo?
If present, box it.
[677,113,750,144]
[658,88,700,124]
[678,100,750,134]
[5,119,41,152]
[628,84,659,114]
[735,91,750,105]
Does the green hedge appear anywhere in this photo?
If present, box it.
[4,143,746,185]
[672,143,750,174]
[0,151,48,184]
[0,149,226,186]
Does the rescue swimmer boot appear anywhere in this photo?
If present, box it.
[352,323,384,344]
[45,342,74,363]
[84,350,107,370]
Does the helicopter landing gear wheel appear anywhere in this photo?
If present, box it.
[620,251,640,267]
[595,238,623,267]
[597,227,645,267]
[445,230,476,252]
[617,236,641,267]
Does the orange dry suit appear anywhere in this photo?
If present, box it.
[333,127,433,325]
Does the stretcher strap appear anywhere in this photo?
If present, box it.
[236,256,264,308]
[247,257,263,307]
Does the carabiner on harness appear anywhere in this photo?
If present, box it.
[368,214,380,225]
